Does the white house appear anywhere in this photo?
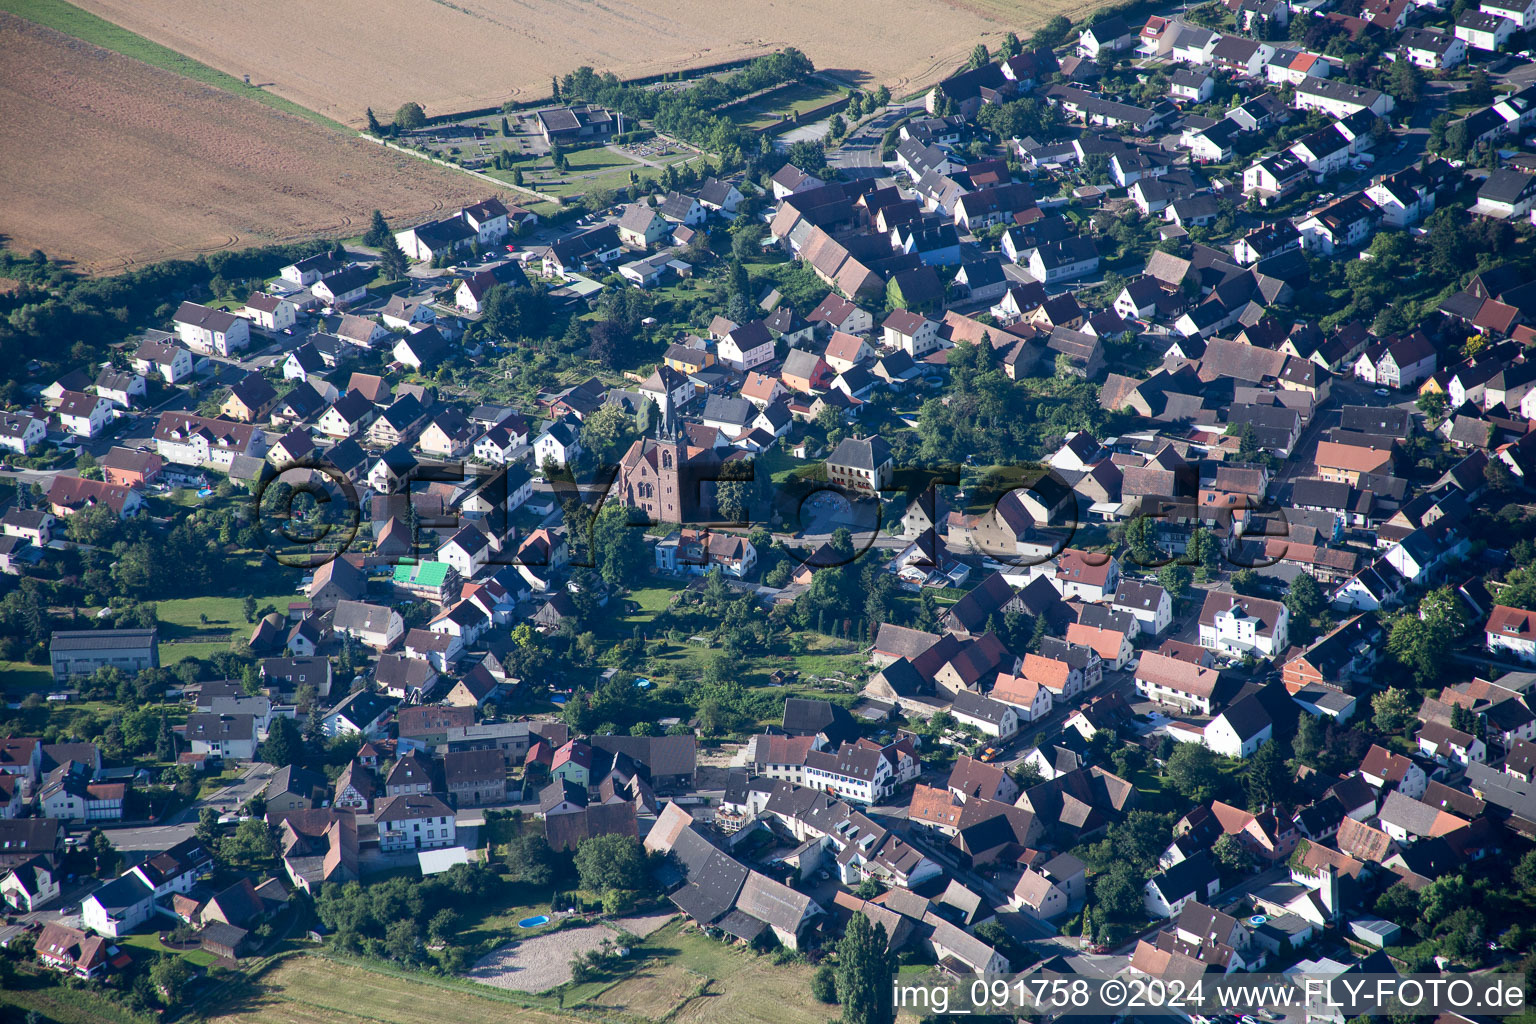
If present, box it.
[173,301,250,356]
[1135,652,1221,714]
[375,793,457,851]
[949,691,1019,740]
[718,321,776,372]
[1457,9,1517,50]
[989,673,1054,722]
[1203,696,1274,757]
[803,745,894,804]
[132,339,195,384]
[1113,580,1173,634]
[0,412,45,456]
[1144,856,1221,919]
[533,419,582,469]
[333,600,404,650]
[81,875,155,939]
[54,391,113,438]
[126,837,213,898]
[242,293,298,332]
[1486,605,1536,662]
[1481,0,1536,31]
[1293,79,1394,118]
[882,309,941,357]
[1198,591,1289,658]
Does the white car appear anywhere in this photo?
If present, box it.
[1374,388,1390,397]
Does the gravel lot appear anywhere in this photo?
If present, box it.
[466,911,677,993]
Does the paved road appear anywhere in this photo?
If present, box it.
[829,102,923,170]
[101,762,276,851]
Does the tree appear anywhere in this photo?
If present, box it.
[379,238,410,281]
[222,818,279,870]
[505,831,558,885]
[1186,527,1221,581]
[967,43,991,70]
[1284,573,1323,628]
[1293,710,1325,763]
[1212,833,1254,875]
[1514,848,1536,892]
[156,714,176,762]
[1093,860,1144,922]
[360,211,392,251]
[813,963,839,1003]
[1372,687,1417,734]
[590,501,647,587]
[242,594,258,623]
[1387,59,1423,105]
[365,108,383,134]
[501,116,512,136]
[394,101,427,131]
[1009,760,1045,789]
[1158,562,1192,598]
[195,806,222,848]
[574,833,647,892]
[1245,739,1287,809]
[1002,31,1022,56]
[1166,742,1222,802]
[580,404,636,468]
[1387,587,1467,685]
[1467,70,1494,106]
[150,955,191,1005]
[836,913,894,1024]
[259,716,302,767]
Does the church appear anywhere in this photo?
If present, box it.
[614,437,725,524]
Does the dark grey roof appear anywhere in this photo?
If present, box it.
[1151,850,1219,902]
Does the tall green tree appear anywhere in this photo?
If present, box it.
[574,833,648,892]
[1166,742,1222,802]
[1372,687,1417,734]
[259,717,302,767]
[364,210,392,247]
[394,102,427,131]
[1244,739,1287,809]
[1284,573,1324,629]
[590,501,647,586]
[379,238,410,281]
[836,913,895,1024]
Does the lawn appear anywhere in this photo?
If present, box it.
[727,79,845,129]
[202,956,574,1024]
[0,659,55,693]
[503,143,708,201]
[619,921,828,1024]
[118,930,219,967]
[0,974,155,1024]
[0,0,345,129]
[161,640,239,665]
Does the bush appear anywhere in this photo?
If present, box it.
[812,963,838,1003]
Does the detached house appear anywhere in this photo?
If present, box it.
[55,391,113,438]
[1487,605,1536,662]
[1198,591,1289,658]
[133,339,194,383]
[174,302,250,356]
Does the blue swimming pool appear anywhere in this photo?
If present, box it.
[518,915,550,928]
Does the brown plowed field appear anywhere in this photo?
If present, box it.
[65,0,1083,127]
[0,14,493,273]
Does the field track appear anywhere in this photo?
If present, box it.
[0,13,492,273]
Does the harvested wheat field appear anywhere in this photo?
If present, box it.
[0,13,492,273]
[66,0,1092,127]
